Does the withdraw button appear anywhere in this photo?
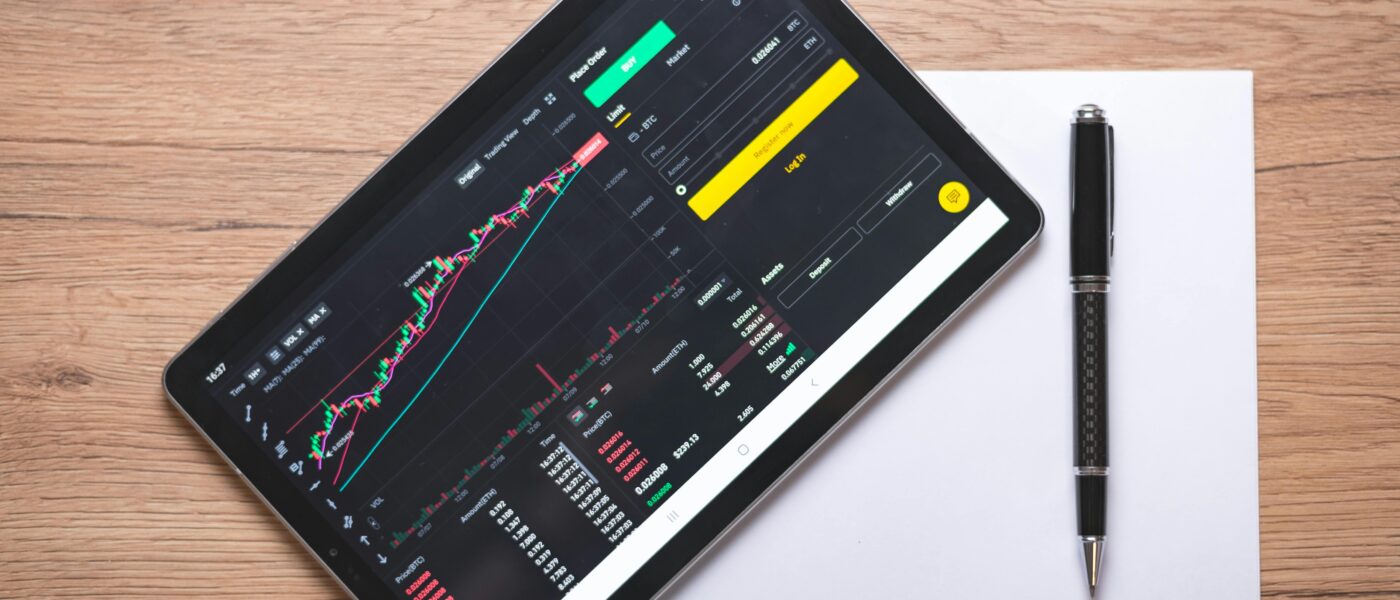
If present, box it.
[778,228,862,308]
[687,58,859,221]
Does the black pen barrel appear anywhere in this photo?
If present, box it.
[1071,117,1114,278]
[1076,474,1107,537]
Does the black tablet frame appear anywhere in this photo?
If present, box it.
[164,1,1043,597]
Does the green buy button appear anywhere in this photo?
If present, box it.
[584,20,675,108]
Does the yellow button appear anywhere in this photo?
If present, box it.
[686,59,859,221]
[939,181,970,213]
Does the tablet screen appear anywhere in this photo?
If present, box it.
[201,1,1008,596]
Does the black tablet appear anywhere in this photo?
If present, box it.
[164,1,1041,597]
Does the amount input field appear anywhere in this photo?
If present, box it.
[643,12,807,168]
[659,29,825,186]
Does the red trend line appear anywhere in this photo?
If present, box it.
[286,331,396,434]
[299,136,608,472]
[337,154,599,492]
[324,223,507,485]
[332,407,363,484]
[314,168,573,469]
[286,233,513,436]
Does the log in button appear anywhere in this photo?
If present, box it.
[778,228,861,308]
[857,153,942,234]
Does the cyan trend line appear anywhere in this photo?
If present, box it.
[338,171,579,491]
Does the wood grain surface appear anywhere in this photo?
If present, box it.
[1,1,1396,597]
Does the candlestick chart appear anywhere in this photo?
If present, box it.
[275,130,615,500]
[286,155,587,490]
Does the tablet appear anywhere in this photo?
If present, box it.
[164,1,1041,597]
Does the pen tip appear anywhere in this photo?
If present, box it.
[1081,536,1104,597]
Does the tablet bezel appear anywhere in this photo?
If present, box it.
[164,1,1042,597]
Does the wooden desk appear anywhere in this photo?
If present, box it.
[1,1,1395,597]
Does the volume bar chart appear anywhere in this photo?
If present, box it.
[388,276,684,548]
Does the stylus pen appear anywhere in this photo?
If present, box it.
[1070,103,1113,598]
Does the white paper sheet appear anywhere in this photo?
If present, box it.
[667,72,1258,599]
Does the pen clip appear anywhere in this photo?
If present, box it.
[1107,124,1115,257]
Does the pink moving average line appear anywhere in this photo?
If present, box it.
[306,133,609,478]
[313,167,572,471]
